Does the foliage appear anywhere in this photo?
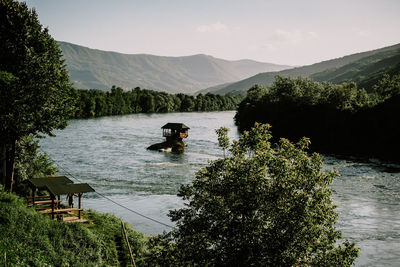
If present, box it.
[235,75,400,161]
[72,86,244,118]
[82,210,149,266]
[146,123,359,266]
[373,73,400,99]
[12,136,58,194]
[0,191,148,266]
[0,0,75,139]
[215,127,230,151]
[0,0,75,191]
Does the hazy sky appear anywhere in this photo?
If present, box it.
[24,0,400,66]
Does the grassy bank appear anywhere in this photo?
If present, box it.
[0,191,148,266]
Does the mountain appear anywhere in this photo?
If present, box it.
[311,49,400,91]
[201,43,400,95]
[58,41,291,93]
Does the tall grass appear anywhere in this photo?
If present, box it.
[0,191,148,266]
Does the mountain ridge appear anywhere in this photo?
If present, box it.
[199,42,400,94]
[311,49,400,90]
[58,41,291,93]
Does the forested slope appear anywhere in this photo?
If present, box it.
[311,49,400,90]
[204,43,400,95]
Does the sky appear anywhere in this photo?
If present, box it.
[24,0,400,66]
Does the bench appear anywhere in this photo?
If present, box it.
[27,199,61,207]
[39,208,82,214]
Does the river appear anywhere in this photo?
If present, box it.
[40,111,400,266]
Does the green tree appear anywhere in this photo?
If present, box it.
[373,73,400,99]
[148,123,359,266]
[94,91,108,117]
[110,86,128,115]
[180,95,195,111]
[0,0,75,191]
[215,126,229,157]
[140,92,155,113]
[13,136,58,194]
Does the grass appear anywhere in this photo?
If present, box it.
[0,191,148,266]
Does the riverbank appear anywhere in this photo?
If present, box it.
[0,191,148,266]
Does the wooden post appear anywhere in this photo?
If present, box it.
[57,195,60,209]
[32,187,35,207]
[5,139,16,192]
[121,221,136,267]
[78,193,82,219]
[0,144,6,187]
[51,195,55,220]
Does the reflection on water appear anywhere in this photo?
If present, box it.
[40,111,400,266]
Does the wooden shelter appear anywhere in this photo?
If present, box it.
[45,183,95,221]
[162,123,190,141]
[25,177,95,222]
[26,176,72,209]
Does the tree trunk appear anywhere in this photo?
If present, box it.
[0,143,6,187]
[5,139,16,192]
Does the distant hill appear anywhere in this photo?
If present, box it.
[201,43,400,95]
[58,41,291,93]
[311,49,400,91]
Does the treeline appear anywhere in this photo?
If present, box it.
[72,86,244,118]
[235,74,400,161]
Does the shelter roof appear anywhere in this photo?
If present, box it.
[46,183,95,195]
[26,176,73,188]
[161,123,190,130]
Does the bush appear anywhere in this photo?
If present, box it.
[147,123,359,266]
[13,136,57,195]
